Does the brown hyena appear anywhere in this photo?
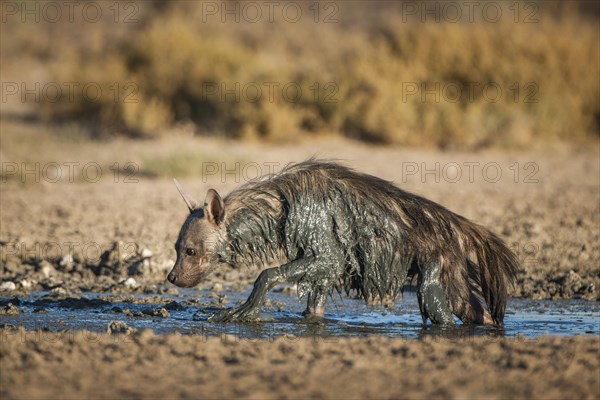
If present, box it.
[167,160,518,325]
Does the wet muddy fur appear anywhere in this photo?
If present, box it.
[171,160,519,325]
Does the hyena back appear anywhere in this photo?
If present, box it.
[168,160,519,325]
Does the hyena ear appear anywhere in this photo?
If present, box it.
[173,179,201,213]
[204,189,225,225]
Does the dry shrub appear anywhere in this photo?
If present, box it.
[4,1,598,147]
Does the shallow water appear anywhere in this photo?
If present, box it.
[1,287,598,340]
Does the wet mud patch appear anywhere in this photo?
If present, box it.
[1,287,598,339]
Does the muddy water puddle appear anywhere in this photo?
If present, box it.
[1,287,598,339]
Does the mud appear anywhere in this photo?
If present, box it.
[1,327,598,399]
[1,137,599,398]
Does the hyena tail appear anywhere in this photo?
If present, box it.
[443,220,520,325]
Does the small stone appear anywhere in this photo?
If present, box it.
[121,277,140,289]
[59,254,74,267]
[141,248,153,259]
[107,321,136,335]
[211,282,223,292]
[19,280,32,289]
[141,307,170,318]
[50,287,67,296]
[40,261,56,278]
[0,303,20,315]
[164,301,184,311]
[0,282,16,291]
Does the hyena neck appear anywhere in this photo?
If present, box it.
[216,191,287,269]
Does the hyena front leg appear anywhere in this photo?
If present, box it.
[416,262,455,326]
[211,257,331,322]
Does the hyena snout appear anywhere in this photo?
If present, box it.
[167,266,191,287]
[167,271,177,284]
[166,262,186,286]
[166,262,205,288]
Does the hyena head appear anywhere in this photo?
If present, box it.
[167,179,226,288]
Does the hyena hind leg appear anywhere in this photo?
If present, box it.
[453,293,494,325]
[416,263,455,325]
[303,284,328,317]
[450,260,494,325]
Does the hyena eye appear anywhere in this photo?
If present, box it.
[185,248,197,256]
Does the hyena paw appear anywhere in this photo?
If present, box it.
[209,305,260,322]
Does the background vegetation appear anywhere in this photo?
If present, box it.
[1,1,598,148]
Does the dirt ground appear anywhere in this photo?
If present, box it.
[1,123,598,299]
[1,327,598,399]
[1,121,599,399]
